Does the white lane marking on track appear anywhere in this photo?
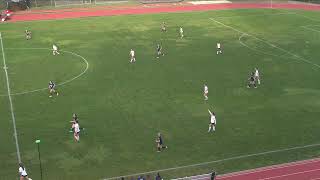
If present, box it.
[0,32,21,163]
[102,143,320,180]
[259,168,320,180]
[0,47,89,96]
[219,158,320,179]
[209,18,320,69]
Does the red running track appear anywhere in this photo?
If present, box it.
[4,2,320,179]
[217,158,320,180]
[6,3,320,22]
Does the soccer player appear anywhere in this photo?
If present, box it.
[179,27,184,38]
[161,22,166,32]
[156,44,164,58]
[254,68,260,85]
[129,49,136,63]
[204,84,209,101]
[208,109,216,132]
[155,132,167,152]
[19,163,31,180]
[25,30,31,40]
[247,72,257,88]
[72,120,80,142]
[48,81,59,97]
[52,44,60,55]
[216,42,222,55]
[70,113,78,132]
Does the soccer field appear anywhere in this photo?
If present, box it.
[1,8,320,180]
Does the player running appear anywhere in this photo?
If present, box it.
[216,42,222,55]
[155,132,167,152]
[25,30,31,40]
[48,81,59,97]
[129,49,136,63]
[161,22,166,32]
[208,109,216,132]
[254,68,260,85]
[204,84,209,101]
[247,72,257,88]
[156,44,164,58]
[72,120,80,142]
[179,27,184,38]
[52,44,60,55]
[19,163,31,180]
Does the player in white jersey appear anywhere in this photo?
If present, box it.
[52,44,60,55]
[72,120,80,142]
[19,163,31,180]
[179,27,184,38]
[254,68,260,85]
[204,84,208,100]
[216,42,222,55]
[208,109,216,132]
[129,49,136,63]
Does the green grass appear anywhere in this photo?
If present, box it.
[1,8,320,180]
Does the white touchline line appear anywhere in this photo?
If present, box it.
[0,32,21,163]
[259,168,320,180]
[209,17,320,69]
[102,143,320,180]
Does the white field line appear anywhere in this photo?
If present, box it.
[302,26,320,33]
[0,47,89,96]
[209,18,320,69]
[102,142,320,180]
[259,168,320,180]
[219,158,320,179]
[238,33,301,62]
[0,33,21,163]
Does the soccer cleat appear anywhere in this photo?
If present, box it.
[49,95,52,97]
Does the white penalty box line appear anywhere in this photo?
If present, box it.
[0,32,22,163]
[209,17,320,69]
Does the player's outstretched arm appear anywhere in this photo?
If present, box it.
[208,109,213,116]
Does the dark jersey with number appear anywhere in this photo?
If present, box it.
[49,82,55,89]
[157,45,161,52]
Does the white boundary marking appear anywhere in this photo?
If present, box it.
[0,47,89,96]
[259,168,320,180]
[0,32,21,163]
[102,143,320,180]
[209,17,320,69]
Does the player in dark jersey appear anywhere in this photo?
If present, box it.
[161,22,166,32]
[25,30,31,40]
[156,44,164,58]
[247,72,257,88]
[48,81,59,97]
[155,132,167,152]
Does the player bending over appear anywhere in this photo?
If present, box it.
[19,163,32,180]
[247,72,257,88]
[161,22,166,32]
[48,81,59,97]
[216,42,222,55]
[25,30,31,40]
[52,44,60,55]
[155,132,167,152]
[156,44,164,58]
[204,84,209,101]
[129,49,136,63]
[254,68,260,85]
[179,27,184,38]
[208,109,216,132]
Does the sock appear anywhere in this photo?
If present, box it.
[208,126,211,132]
